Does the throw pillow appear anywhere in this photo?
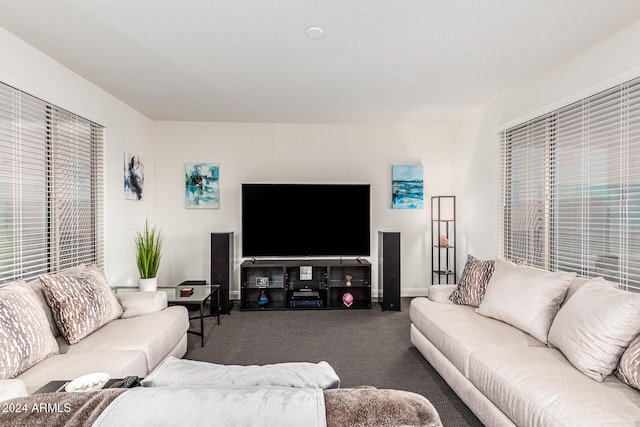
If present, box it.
[616,335,640,390]
[39,264,123,344]
[476,258,575,344]
[548,277,640,381]
[449,255,495,307]
[0,283,59,379]
[141,356,341,389]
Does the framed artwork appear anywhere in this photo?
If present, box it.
[124,153,144,200]
[392,164,423,209]
[185,163,220,209]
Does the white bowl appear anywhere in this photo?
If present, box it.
[65,372,110,392]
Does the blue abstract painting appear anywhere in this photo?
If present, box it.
[185,163,219,209]
[392,165,424,209]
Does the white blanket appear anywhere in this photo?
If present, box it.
[93,385,327,427]
[141,356,340,389]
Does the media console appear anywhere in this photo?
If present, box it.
[240,259,371,310]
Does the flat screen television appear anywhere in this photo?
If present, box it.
[242,184,371,258]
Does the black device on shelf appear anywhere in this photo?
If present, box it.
[178,280,206,286]
[240,259,371,310]
[241,184,371,258]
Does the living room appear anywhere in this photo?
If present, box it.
[2,1,640,426]
[1,2,639,295]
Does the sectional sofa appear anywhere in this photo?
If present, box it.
[410,256,640,427]
[0,264,446,426]
[0,264,189,398]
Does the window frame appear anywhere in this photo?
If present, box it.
[0,81,105,285]
[500,78,640,292]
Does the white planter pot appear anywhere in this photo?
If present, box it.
[139,277,158,292]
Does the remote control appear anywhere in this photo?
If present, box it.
[120,376,139,388]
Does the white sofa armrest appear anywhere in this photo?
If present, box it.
[427,284,456,303]
[117,291,168,319]
[0,379,28,401]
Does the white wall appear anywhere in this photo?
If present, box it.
[154,122,453,298]
[0,27,156,286]
[452,20,640,266]
[0,25,453,298]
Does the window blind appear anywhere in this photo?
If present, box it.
[500,77,640,292]
[0,82,104,284]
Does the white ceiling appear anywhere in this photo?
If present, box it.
[1,0,640,125]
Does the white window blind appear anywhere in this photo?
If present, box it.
[0,82,104,284]
[500,78,640,292]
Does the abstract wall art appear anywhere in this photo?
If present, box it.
[124,153,144,200]
[185,162,220,209]
[392,164,423,209]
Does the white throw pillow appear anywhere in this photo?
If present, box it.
[548,277,640,381]
[476,257,575,344]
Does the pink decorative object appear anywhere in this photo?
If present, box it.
[343,292,354,307]
[345,274,353,286]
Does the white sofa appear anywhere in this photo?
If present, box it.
[410,259,640,427]
[0,267,190,398]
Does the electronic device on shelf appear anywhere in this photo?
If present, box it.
[292,290,320,298]
[289,299,324,308]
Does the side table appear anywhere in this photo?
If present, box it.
[166,284,220,347]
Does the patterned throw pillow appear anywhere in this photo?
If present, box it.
[0,283,59,379]
[39,264,123,344]
[449,255,495,307]
[616,335,640,390]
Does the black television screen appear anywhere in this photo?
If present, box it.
[242,184,371,258]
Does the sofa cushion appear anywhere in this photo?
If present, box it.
[548,277,640,381]
[59,306,189,372]
[116,291,168,319]
[448,255,495,307]
[468,346,640,427]
[427,284,456,303]
[409,297,544,377]
[616,335,640,390]
[0,283,59,379]
[476,258,575,344]
[39,264,123,344]
[16,351,148,394]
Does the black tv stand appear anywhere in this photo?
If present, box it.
[240,259,371,310]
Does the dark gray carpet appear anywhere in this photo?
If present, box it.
[185,297,482,427]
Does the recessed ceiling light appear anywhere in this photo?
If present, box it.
[306,26,324,39]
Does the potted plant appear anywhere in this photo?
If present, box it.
[134,219,164,291]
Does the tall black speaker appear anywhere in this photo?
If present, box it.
[211,232,234,314]
[378,231,401,311]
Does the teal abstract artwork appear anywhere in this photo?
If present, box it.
[392,165,423,209]
[185,163,220,208]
